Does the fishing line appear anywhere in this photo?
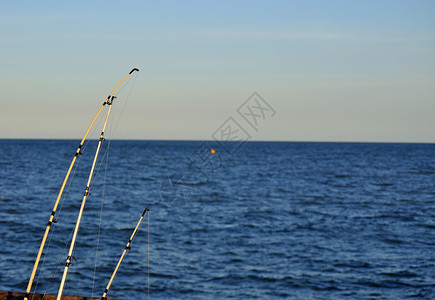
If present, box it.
[81,133,113,297]
[113,72,136,98]
[102,72,137,139]
[81,98,113,193]
[64,93,121,297]
[88,140,109,192]
[85,72,137,191]
[89,75,137,296]
[91,141,111,297]
[55,117,103,252]
[86,77,130,189]
[32,147,85,299]
[42,227,75,298]
[75,102,113,205]
[110,72,138,138]
[38,112,107,297]
[56,151,84,221]
[45,160,88,296]
[87,104,118,202]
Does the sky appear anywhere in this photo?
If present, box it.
[0,0,434,142]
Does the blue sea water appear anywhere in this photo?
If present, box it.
[0,140,434,299]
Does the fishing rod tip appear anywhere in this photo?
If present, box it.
[142,207,150,216]
[129,68,139,74]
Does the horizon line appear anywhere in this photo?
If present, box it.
[1,137,434,145]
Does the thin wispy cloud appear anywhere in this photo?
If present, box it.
[185,29,349,41]
[177,29,431,43]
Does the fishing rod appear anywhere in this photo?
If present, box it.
[56,68,139,300]
[101,208,149,300]
[22,68,138,300]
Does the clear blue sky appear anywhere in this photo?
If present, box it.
[1,1,434,142]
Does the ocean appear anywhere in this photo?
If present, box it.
[0,140,434,299]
